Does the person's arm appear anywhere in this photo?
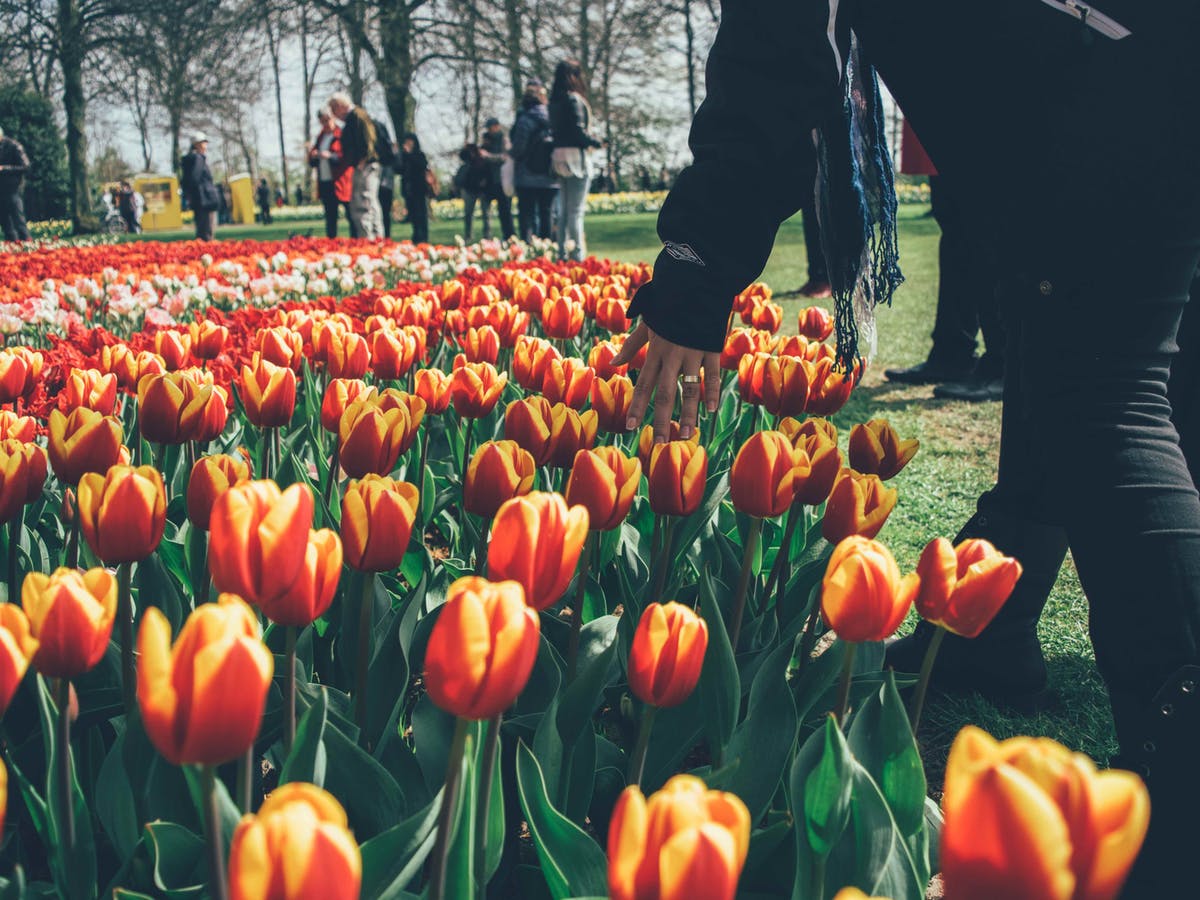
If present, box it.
[568,95,604,148]
[510,115,531,160]
[616,0,852,440]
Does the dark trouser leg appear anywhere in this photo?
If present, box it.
[800,191,828,284]
[928,175,987,368]
[379,188,393,239]
[537,190,556,240]
[517,188,534,241]
[0,192,17,241]
[408,196,428,243]
[343,203,358,238]
[463,192,476,241]
[319,181,339,238]
[496,192,514,240]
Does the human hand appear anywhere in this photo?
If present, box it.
[611,322,721,443]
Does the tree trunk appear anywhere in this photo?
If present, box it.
[503,0,523,108]
[377,0,415,135]
[301,6,312,144]
[684,0,696,117]
[348,0,365,104]
[58,0,94,232]
[267,15,290,199]
[578,0,590,72]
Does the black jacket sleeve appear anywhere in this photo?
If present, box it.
[625,0,853,352]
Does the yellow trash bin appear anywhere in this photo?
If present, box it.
[133,175,182,232]
[228,173,256,225]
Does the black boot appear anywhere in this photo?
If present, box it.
[885,506,1069,713]
[1109,666,1200,896]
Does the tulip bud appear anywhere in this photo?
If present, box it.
[821,535,917,642]
[797,306,835,341]
[749,300,783,333]
[255,325,304,372]
[914,537,1023,638]
[63,368,118,416]
[22,568,117,678]
[368,327,419,381]
[941,725,1149,900]
[457,325,502,365]
[805,357,855,416]
[779,418,842,506]
[47,408,124,486]
[547,404,598,468]
[154,330,192,370]
[188,453,252,530]
[822,469,898,543]
[259,528,343,627]
[413,368,451,414]
[338,400,410,479]
[565,447,641,531]
[0,604,37,717]
[588,341,629,379]
[628,602,708,708]
[720,328,772,371]
[77,465,166,564]
[513,336,562,391]
[0,440,46,522]
[736,352,771,405]
[341,475,419,572]
[228,783,362,900]
[504,397,555,466]
[488,492,589,611]
[239,358,297,429]
[831,889,889,900]
[137,594,273,766]
[321,379,376,433]
[326,329,371,379]
[760,356,811,419]
[424,576,540,719]
[595,295,629,333]
[730,431,810,519]
[636,423,698,471]
[848,419,920,480]
[0,410,38,443]
[189,320,229,360]
[0,348,41,403]
[138,372,221,445]
[465,441,536,520]
[607,775,750,900]
[647,442,708,518]
[449,361,507,419]
[591,374,635,434]
[541,295,585,340]
[542,357,596,410]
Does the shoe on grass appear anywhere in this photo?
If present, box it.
[933,375,1004,402]
[797,279,833,299]
[883,357,976,385]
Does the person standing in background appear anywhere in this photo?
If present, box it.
[180,133,219,240]
[455,143,492,241]
[549,59,604,261]
[294,184,304,206]
[373,116,398,239]
[511,80,558,241]
[330,91,382,239]
[399,132,431,244]
[256,177,273,224]
[479,117,515,240]
[308,106,353,238]
[0,126,31,242]
[117,180,139,233]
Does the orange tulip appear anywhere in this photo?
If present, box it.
[547,404,598,468]
[779,418,842,506]
[648,442,708,518]
[258,528,343,627]
[565,447,641,531]
[228,782,362,900]
[595,295,629,332]
[504,396,555,466]
[820,535,917,642]
[830,890,889,900]
[848,419,919,480]
[375,389,426,453]
[456,325,501,365]
[239,358,297,429]
[730,431,810,519]
[449,361,507,419]
[209,481,314,609]
[0,604,37,717]
[637,423,698,471]
[541,295,585,340]
[628,602,708,708]
[608,774,751,900]
[488,492,589,611]
[0,410,38,443]
[464,441,536,520]
[189,320,229,360]
[486,300,530,347]
[137,372,220,444]
[720,328,772,372]
[805,357,855,417]
[47,407,124,485]
[749,300,783,334]
[513,336,562,392]
[822,469,898,543]
[22,568,116,678]
[797,306,835,341]
[914,538,1023,639]
[592,374,635,434]
[154,330,192,370]
[341,475,419,572]
[187,453,252,530]
[321,379,376,433]
[424,576,540,719]
[941,725,1149,900]
[0,440,46,522]
[77,465,166,564]
[368,327,419,381]
[63,368,118,416]
[542,357,596,410]
[611,332,648,370]
[337,400,410,479]
[0,348,41,403]
[138,594,273,766]
[325,329,371,379]
[736,352,771,405]
[760,356,811,419]
[256,326,304,372]
[413,368,451,414]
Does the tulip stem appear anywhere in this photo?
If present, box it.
[56,677,75,854]
[833,642,858,727]
[323,440,340,516]
[354,572,375,741]
[7,512,20,604]
[473,519,489,576]
[237,747,253,812]
[908,626,947,735]
[474,713,502,894]
[729,517,764,653]
[650,516,675,604]
[459,417,474,490]
[270,427,282,482]
[566,531,597,682]
[284,625,298,754]
[428,717,471,900]
[117,562,135,716]
[65,508,80,569]
[763,504,802,608]
[627,703,657,788]
[201,765,230,900]
[196,534,210,607]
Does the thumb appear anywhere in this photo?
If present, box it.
[611,322,650,367]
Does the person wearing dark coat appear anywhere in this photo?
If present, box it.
[510,81,558,242]
[329,92,382,239]
[180,133,220,240]
[399,133,430,244]
[455,143,492,241]
[256,177,273,224]
[479,117,514,240]
[308,106,354,238]
[549,59,603,260]
[0,126,31,242]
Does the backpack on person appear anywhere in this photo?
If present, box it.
[519,113,554,177]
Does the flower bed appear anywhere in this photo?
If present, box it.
[0,241,1146,900]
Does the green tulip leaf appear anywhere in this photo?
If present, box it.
[279,686,328,787]
[359,794,442,900]
[698,567,740,761]
[145,821,206,898]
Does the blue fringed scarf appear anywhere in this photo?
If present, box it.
[815,38,904,372]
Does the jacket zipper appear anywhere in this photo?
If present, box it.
[1039,0,1132,39]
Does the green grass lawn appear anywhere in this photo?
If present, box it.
[140,206,1114,775]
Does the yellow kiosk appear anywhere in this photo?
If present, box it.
[132,174,182,231]
[228,173,256,225]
